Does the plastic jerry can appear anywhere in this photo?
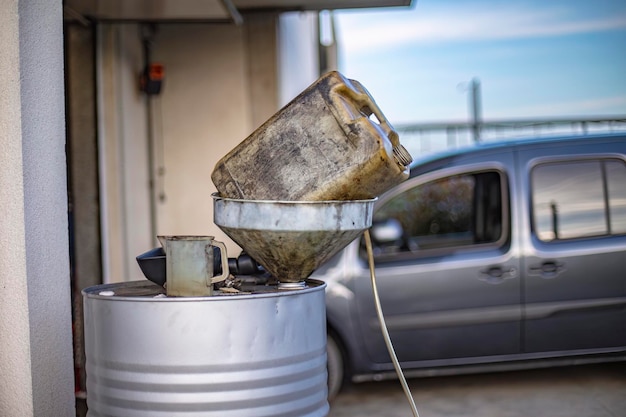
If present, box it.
[211,71,412,201]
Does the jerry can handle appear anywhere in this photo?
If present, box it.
[208,241,229,285]
[332,78,412,167]
[338,78,400,145]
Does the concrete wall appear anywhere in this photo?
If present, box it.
[98,24,153,283]
[0,0,75,415]
[96,14,319,282]
[153,23,255,245]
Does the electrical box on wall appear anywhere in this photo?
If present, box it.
[140,63,164,95]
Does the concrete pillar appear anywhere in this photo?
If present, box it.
[0,0,75,415]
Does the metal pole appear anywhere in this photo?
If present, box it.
[470,78,482,142]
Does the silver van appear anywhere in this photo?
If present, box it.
[315,133,626,398]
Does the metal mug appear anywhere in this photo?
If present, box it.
[157,235,229,296]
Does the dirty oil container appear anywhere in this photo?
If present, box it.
[211,71,413,201]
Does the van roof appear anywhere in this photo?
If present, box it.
[407,132,626,177]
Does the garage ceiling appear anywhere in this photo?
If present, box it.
[64,0,413,22]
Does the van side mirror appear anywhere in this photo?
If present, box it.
[371,218,404,243]
[361,218,413,256]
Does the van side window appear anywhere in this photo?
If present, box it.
[370,170,506,256]
[531,158,626,241]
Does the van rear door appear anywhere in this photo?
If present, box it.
[519,140,626,354]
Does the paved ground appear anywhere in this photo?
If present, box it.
[327,363,626,417]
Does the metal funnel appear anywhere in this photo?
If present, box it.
[213,194,375,283]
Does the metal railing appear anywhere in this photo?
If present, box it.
[396,116,626,158]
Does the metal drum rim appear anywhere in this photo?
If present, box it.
[82,279,326,302]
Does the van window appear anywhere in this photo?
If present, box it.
[531,158,626,241]
[370,170,506,256]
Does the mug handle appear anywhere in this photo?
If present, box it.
[209,241,229,285]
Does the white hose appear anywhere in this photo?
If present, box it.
[364,229,420,417]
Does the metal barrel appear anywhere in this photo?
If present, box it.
[83,280,328,417]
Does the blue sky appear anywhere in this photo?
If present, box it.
[334,0,626,124]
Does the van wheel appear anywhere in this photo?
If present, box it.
[327,333,344,400]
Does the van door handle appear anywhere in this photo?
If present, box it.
[528,261,566,279]
[479,266,516,284]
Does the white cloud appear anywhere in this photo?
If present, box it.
[336,4,626,53]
